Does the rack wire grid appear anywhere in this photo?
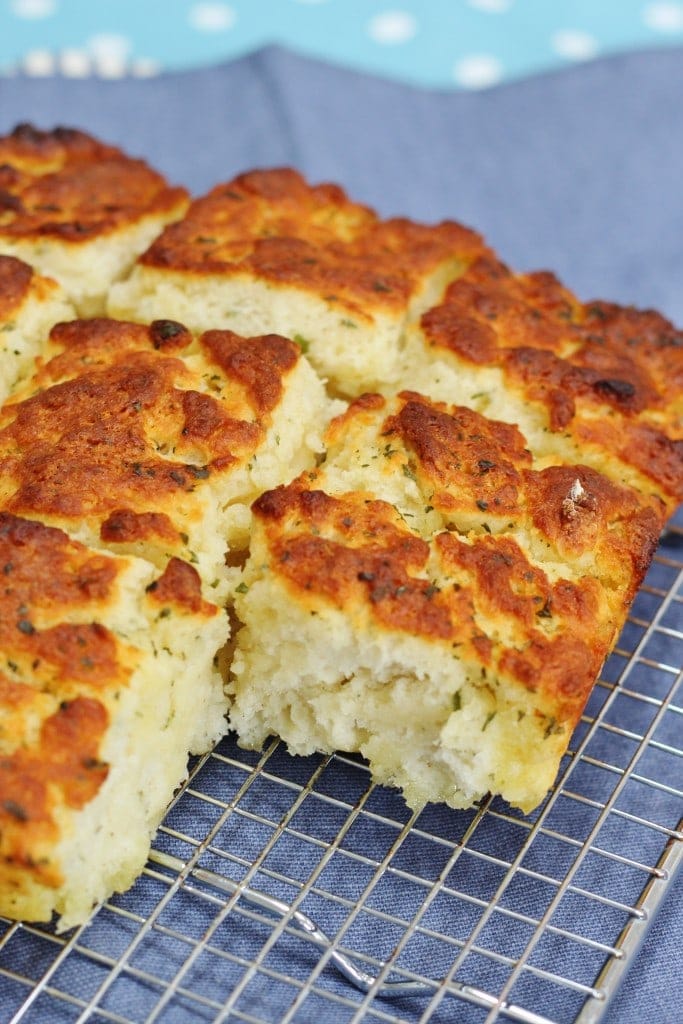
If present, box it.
[1,508,682,1024]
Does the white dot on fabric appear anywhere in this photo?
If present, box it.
[87,33,131,61]
[368,11,418,45]
[643,2,683,31]
[23,49,55,75]
[10,0,56,19]
[85,34,131,77]
[453,53,503,88]
[551,29,599,61]
[131,57,161,78]
[188,3,236,32]
[59,49,92,77]
[467,0,513,12]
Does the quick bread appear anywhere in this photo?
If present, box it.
[0,513,228,929]
[0,124,188,315]
[0,136,680,925]
[0,308,329,926]
[403,255,683,513]
[0,316,329,600]
[227,391,664,812]
[108,167,483,394]
[0,254,74,404]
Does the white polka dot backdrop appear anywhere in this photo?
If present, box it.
[551,29,599,62]
[466,0,513,12]
[10,0,57,19]
[2,0,683,87]
[22,48,55,75]
[188,3,237,33]
[130,57,161,78]
[58,48,92,78]
[453,53,503,89]
[86,33,132,79]
[367,10,418,45]
[642,2,683,31]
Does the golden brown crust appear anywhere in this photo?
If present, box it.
[0,254,34,319]
[140,167,484,314]
[201,329,299,416]
[0,512,131,694]
[323,391,663,594]
[252,480,612,728]
[384,391,531,519]
[250,385,668,743]
[0,319,300,539]
[146,556,219,617]
[421,256,683,504]
[0,124,187,242]
[524,463,662,587]
[0,696,109,892]
[0,512,132,896]
[253,484,454,638]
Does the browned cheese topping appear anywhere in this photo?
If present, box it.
[252,388,664,731]
[421,256,683,505]
[253,480,609,728]
[0,318,298,546]
[0,513,133,888]
[325,391,663,594]
[0,124,187,242]
[141,167,484,315]
[0,254,34,319]
[145,555,221,617]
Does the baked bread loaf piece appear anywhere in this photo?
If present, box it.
[0,140,680,923]
[0,513,228,929]
[108,168,482,394]
[0,124,188,315]
[0,297,328,925]
[404,255,683,515]
[0,254,74,404]
[228,391,664,812]
[0,317,328,600]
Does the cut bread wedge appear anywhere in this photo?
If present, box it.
[109,168,483,395]
[0,124,188,315]
[228,390,666,813]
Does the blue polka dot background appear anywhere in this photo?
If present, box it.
[1,0,683,88]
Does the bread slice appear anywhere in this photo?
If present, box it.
[108,168,483,394]
[0,305,328,927]
[0,124,188,316]
[404,255,683,514]
[0,317,329,601]
[0,512,228,929]
[228,390,664,813]
[0,254,74,404]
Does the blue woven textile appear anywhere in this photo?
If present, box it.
[0,46,681,1024]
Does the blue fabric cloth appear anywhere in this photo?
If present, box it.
[0,46,681,1024]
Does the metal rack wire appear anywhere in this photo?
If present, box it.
[1,511,681,1024]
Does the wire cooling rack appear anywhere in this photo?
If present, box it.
[1,510,682,1024]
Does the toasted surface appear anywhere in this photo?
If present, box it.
[108,168,483,393]
[409,256,683,510]
[0,512,228,927]
[0,124,189,314]
[0,254,75,404]
[0,317,328,598]
[228,391,664,812]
